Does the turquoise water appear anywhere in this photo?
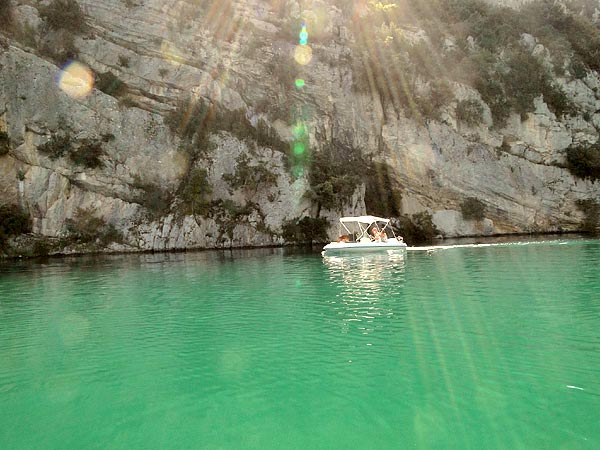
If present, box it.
[1,239,599,449]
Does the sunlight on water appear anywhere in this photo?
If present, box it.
[0,240,599,449]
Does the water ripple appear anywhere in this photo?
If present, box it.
[1,241,600,449]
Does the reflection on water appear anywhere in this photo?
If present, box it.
[323,253,406,289]
[323,253,406,340]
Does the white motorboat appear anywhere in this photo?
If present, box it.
[321,215,407,256]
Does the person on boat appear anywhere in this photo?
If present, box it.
[370,227,381,241]
[337,235,350,243]
[379,229,388,242]
[370,226,388,242]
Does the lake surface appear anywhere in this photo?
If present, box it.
[1,239,599,449]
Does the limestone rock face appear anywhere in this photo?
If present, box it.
[0,0,599,254]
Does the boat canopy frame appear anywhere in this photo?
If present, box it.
[337,216,397,242]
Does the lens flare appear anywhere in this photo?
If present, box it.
[57,61,93,98]
[299,23,309,46]
[161,41,185,65]
[295,79,305,88]
[293,142,306,156]
[292,123,306,139]
[292,166,305,177]
[294,45,313,65]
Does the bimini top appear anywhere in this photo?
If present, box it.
[339,215,390,224]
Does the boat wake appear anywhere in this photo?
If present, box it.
[406,240,573,252]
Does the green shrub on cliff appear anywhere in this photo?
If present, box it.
[40,0,87,34]
[207,199,262,241]
[418,80,455,121]
[0,131,10,155]
[461,197,486,220]
[38,134,105,169]
[38,30,79,63]
[166,97,212,142]
[167,97,287,158]
[282,216,329,244]
[0,204,31,248]
[65,208,123,246]
[566,143,600,182]
[393,212,439,246]
[533,1,600,74]
[469,48,575,125]
[69,139,105,169]
[0,0,14,32]
[352,0,590,125]
[575,199,600,234]
[306,141,367,215]
[96,72,127,98]
[38,133,73,160]
[132,176,173,217]
[223,153,278,194]
[456,100,484,126]
[179,167,212,215]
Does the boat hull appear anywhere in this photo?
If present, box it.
[322,241,407,255]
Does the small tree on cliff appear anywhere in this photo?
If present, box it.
[0,0,14,32]
[306,141,367,217]
[180,168,212,215]
[40,0,87,34]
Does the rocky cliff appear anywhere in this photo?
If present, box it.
[1,0,599,256]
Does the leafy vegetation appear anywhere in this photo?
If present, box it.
[31,239,52,257]
[470,48,576,125]
[96,72,128,98]
[352,0,589,125]
[65,208,123,246]
[306,140,367,216]
[207,199,262,241]
[165,97,216,156]
[39,0,87,34]
[418,80,455,121]
[38,134,105,169]
[392,212,439,245]
[566,143,600,182]
[38,30,79,63]
[0,131,10,155]
[132,177,173,217]
[167,97,287,155]
[456,99,484,126]
[15,21,38,49]
[68,139,105,169]
[0,204,31,248]
[179,167,212,215]
[282,216,329,244]
[38,133,73,160]
[461,197,486,220]
[118,55,130,68]
[575,199,600,234]
[166,97,287,222]
[0,0,14,32]
[223,153,278,194]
